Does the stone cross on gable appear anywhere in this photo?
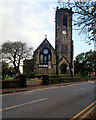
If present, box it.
[45,35,47,39]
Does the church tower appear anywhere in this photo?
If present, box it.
[55,7,73,75]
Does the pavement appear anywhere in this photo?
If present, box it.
[1,80,94,95]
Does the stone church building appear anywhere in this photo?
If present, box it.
[23,7,74,76]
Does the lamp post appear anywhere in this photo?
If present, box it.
[48,61,51,84]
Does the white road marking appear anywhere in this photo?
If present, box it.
[1,98,47,111]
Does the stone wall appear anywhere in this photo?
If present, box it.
[2,74,26,88]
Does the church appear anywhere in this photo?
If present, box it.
[23,7,74,76]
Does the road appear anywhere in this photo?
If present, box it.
[2,82,96,119]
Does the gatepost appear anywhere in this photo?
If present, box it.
[19,74,26,87]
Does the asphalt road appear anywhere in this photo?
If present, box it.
[2,82,96,119]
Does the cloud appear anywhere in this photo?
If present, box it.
[0,1,56,50]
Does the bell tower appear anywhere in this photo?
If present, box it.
[55,7,73,75]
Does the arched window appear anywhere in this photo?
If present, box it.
[61,44,64,55]
[63,16,67,27]
[40,48,51,65]
[40,54,43,64]
[44,55,47,64]
[65,45,67,53]
[48,54,51,62]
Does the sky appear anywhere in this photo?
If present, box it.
[0,0,94,60]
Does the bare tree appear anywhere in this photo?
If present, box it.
[58,0,96,43]
[1,41,32,74]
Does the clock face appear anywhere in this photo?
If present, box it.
[62,30,66,35]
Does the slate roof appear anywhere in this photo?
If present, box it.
[34,38,55,53]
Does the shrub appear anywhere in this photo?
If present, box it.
[49,75,60,78]
[2,76,5,80]
[35,75,42,78]
[27,72,35,78]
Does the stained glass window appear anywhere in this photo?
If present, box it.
[40,54,43,63]
[39,48,51,65]
[48,54,51,62]
[43,49,48,54]
[44,56,47,64]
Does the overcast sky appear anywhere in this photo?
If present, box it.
[0,0,94,59]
